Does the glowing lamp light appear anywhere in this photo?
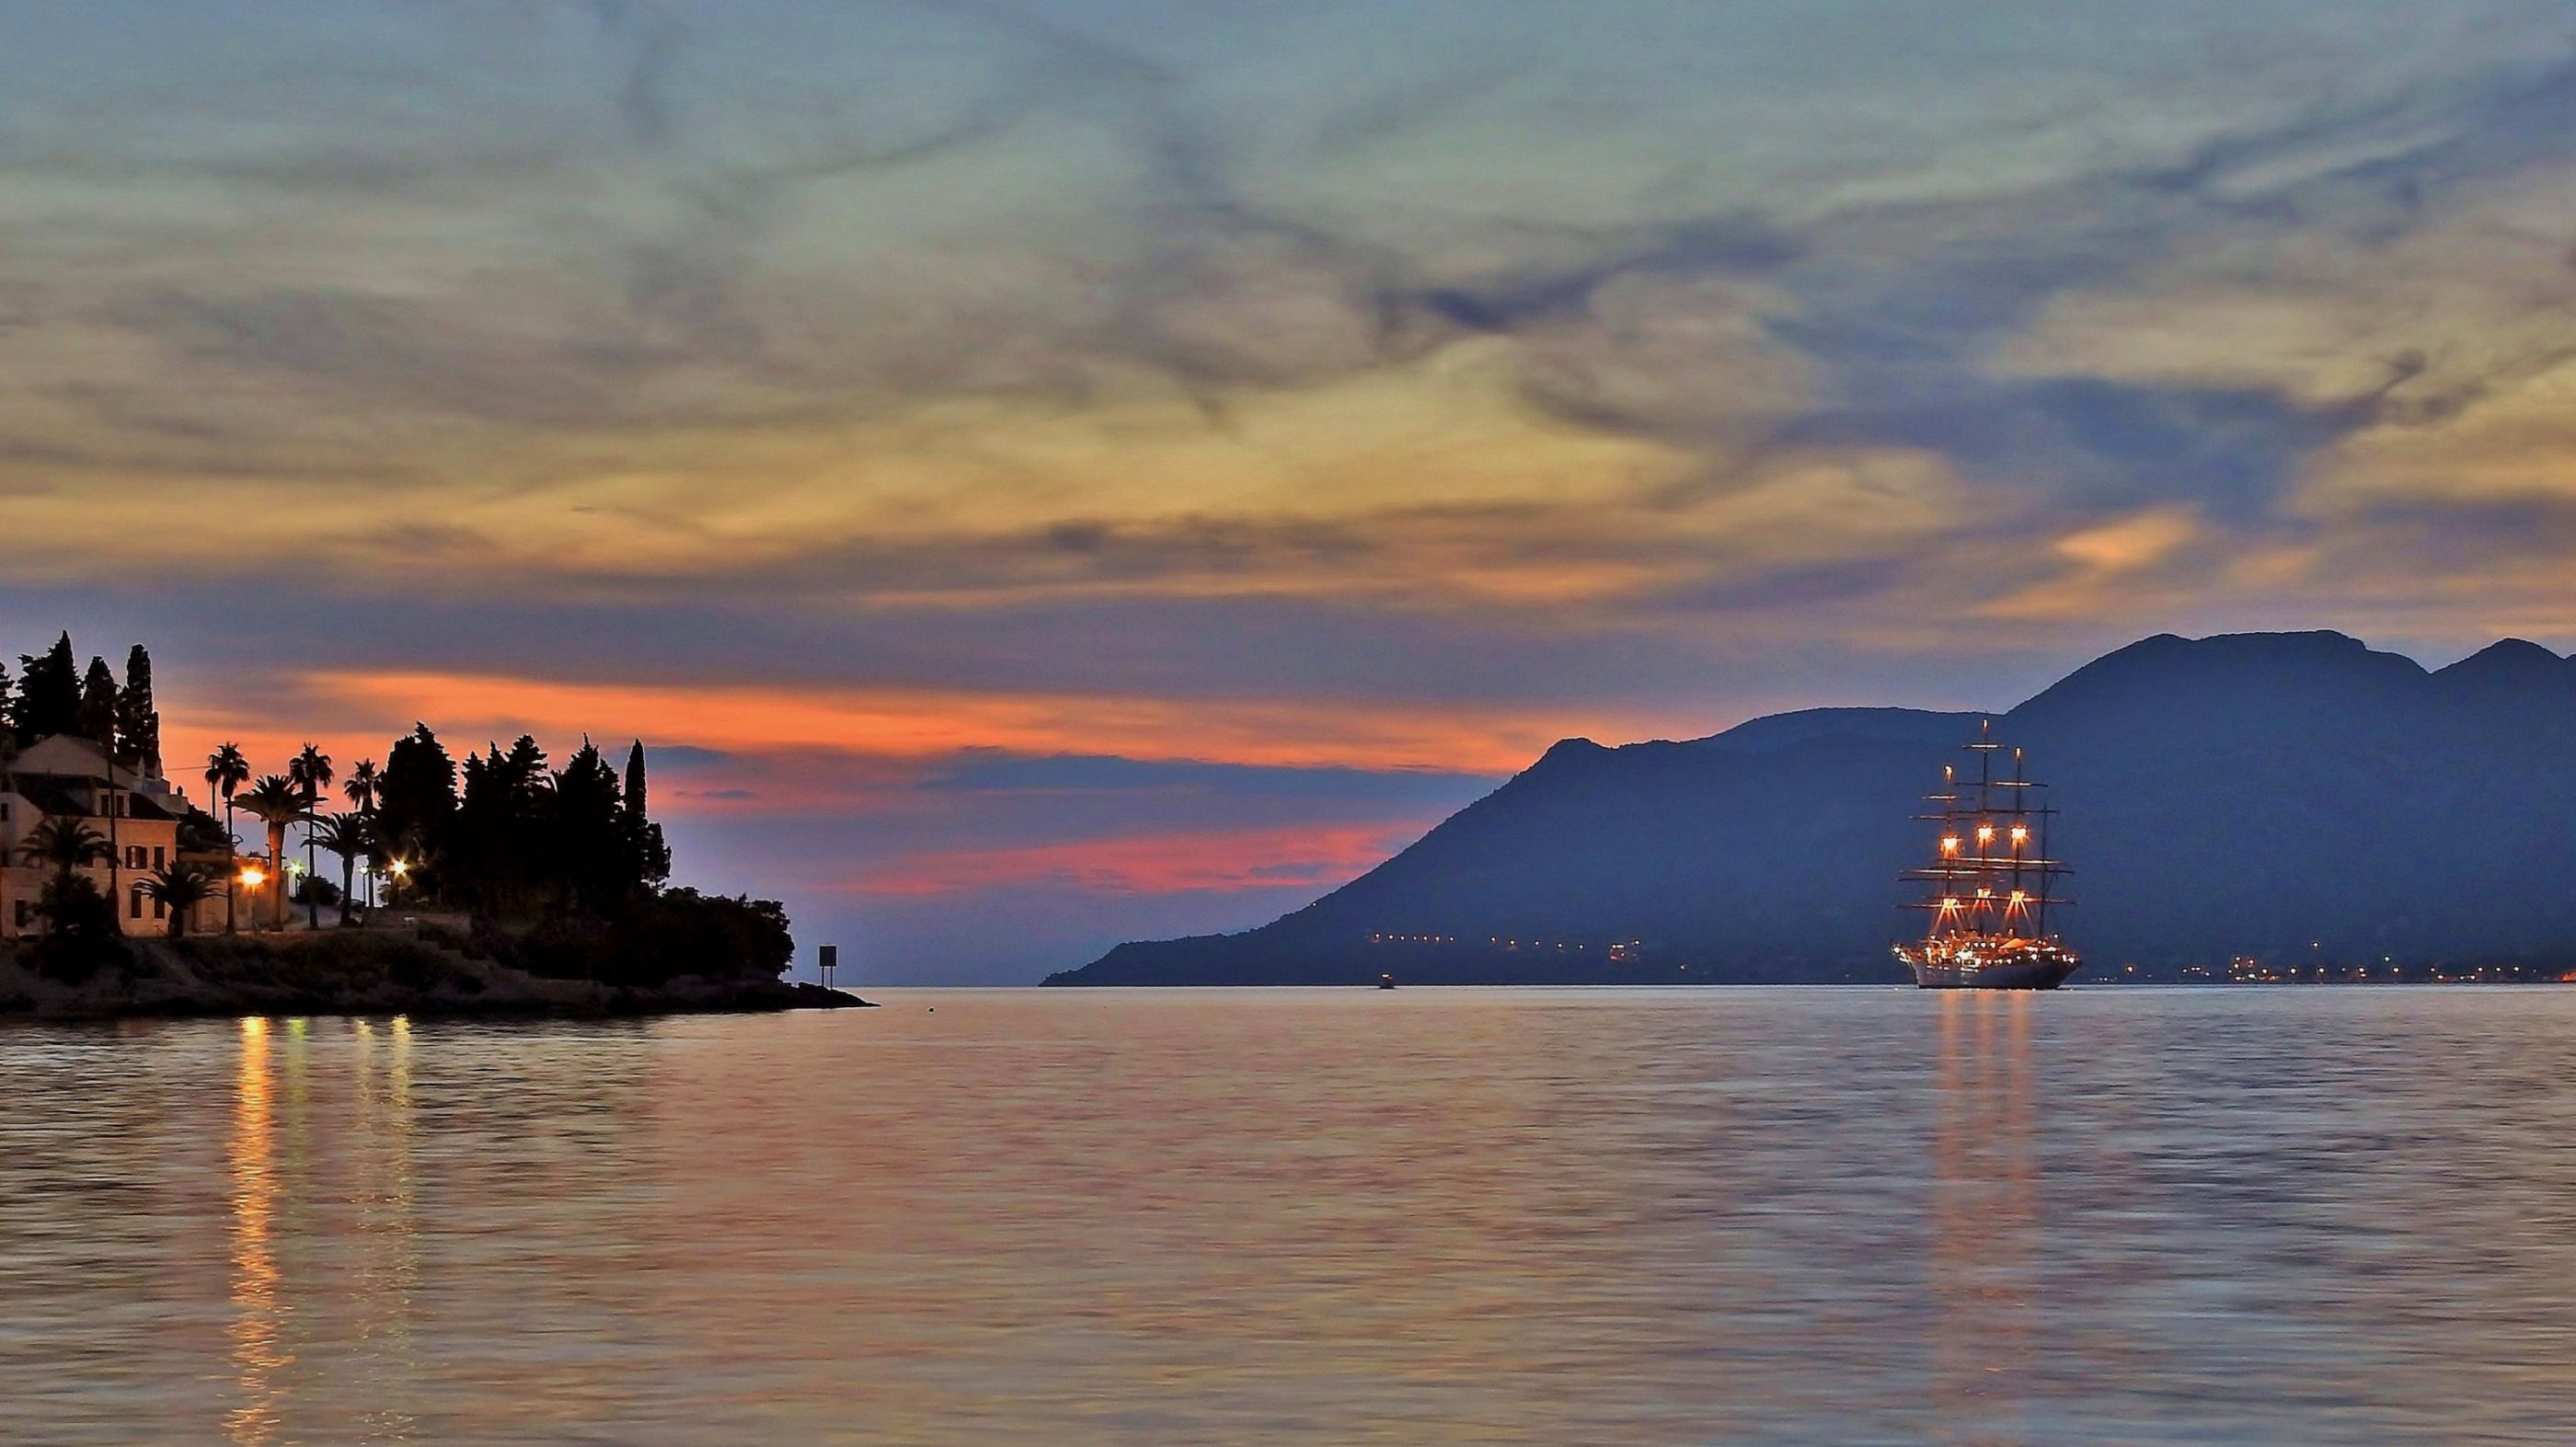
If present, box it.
[2010,825,2029,844]
[1976,825,1995,844]
[387,859,409,878]
[1940,836,1961,854]
[238,867,267,889]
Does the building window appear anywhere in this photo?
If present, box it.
[129,886,145,921]
[152,897,166,921]
[153,846,166,869]
[126,845,147,869]
[12,901,29,928]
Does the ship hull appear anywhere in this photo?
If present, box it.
[1907,957,2078,991]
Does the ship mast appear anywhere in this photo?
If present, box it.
[1939,763,1957,912]
[2035,792,2052,941]
[1901,721,2071,948]
[1969,718,2000,935]
[2008,746,2027,938]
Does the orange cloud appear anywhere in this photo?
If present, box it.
[843,822,1425,897]
[291,670,1659,777]
[1976,508,2206,623]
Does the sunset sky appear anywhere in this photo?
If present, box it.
[4,2,2572,982]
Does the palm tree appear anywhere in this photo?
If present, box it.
[234,775,305,931]
[19,815,115,941]
[138,863,216,939]
[344,760,381,905]
[310,812,372,927]
[203,743,250,933]
[344,759,379,813]
[21,817,110,891]
[288,744,334,929]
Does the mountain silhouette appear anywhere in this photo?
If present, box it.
[1045,631,2576,985]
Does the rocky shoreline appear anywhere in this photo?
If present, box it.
[0,930,872,1022]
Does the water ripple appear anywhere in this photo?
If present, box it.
[3,988,2574,1443]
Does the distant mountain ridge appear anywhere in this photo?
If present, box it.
[1045,631,2576,985]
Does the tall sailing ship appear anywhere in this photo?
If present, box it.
[1894,720,2079,990]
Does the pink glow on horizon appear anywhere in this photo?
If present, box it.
[841,821,1436,898]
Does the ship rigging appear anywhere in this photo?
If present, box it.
[1895,719,2080,990]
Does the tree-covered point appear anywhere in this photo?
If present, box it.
[367,728,673,919]
[349,726,776,988]
[2,630,797,988]
[0,633,814,1004]
[243,723,783,979]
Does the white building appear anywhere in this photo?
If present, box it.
[0,735,230,938]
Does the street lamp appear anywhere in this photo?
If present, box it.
[237,866,267,931]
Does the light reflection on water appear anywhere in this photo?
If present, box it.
[6,987,2576,1443]
[226,1016,288,1445]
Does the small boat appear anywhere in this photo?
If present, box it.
[1377,972,1397,990]
[1892,720,2080,990]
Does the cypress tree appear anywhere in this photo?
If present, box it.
[116,645,160,772]
[619,741,666,891]
[15,633,80,741]
[75,657,118,745]
[624,741,648,821]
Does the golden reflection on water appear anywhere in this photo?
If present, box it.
[351,1016,422,1442]
[223,1016,424,1444]
[15,991,2576,1443]
[1932,990,2037,1447]
[226,1017,291,1445]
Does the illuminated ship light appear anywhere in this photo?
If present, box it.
[1893,721,2080,992]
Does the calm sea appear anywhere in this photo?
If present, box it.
[6,987,2575,1444]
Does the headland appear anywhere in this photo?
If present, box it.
[0,631,866,1019]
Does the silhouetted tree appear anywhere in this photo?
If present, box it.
[29,874,119,982]
[377,724,456,897]
[177,808,232,856]
[342,759,381,904]
[75,656,117,745]
[345,758,379,814]
[454,736,553,913]
[289,744,334,928]
[18,816,121,977]
[20,816,109,891]
[624,741,649,820]
[554,739,633,915]
[139,864,215,939]
[115,645,159,773]
[310,812,372,926]
[624,740,671,889]
[13,633,78,741]
[235,775,305,931]
[203,742,250,933]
